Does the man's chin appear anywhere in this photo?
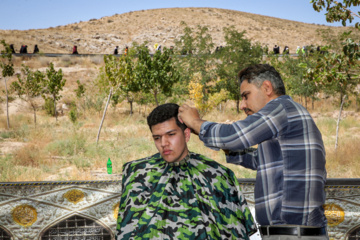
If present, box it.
[246,111,254,116]
[161,154,174,163]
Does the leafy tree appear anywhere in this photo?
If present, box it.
[95,54,120,144]
[135,45,180,105]
[307,34,360,149]
[216,27,263,113]
[311,0,360,29]
[42,63,66,121]
[0,40,15,129]
[75,79,85,99]
[278,52,322,109]
[75,79,86,115]
[174,23,216,100]
[11,65,44,127]
[189,72,229,114]
[96,52,141,144]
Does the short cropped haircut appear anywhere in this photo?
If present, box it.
[238,64,286,96]
[147,103,187,131]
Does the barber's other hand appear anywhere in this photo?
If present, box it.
[178,104,204,135]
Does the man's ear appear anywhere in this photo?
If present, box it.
[262,80,274,96]
[184,128,191,143]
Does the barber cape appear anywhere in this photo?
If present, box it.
[116,152,257,240]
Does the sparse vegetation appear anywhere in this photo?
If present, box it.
[0,8,359,182]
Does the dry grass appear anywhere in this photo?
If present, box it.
[1,42,360,182]
[1,96,360,181]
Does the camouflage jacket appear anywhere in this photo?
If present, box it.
[116,152,257,240]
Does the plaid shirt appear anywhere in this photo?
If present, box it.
[199,95,327,227]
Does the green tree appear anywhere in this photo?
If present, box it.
[216,27,263,113]
[135,45,180,105]
[11,65,44,127]
[308,34,360,149]
[42,62,66,121]
[117,54,140,114]
[96,52,141,144]
[0,40,15,129]
[174,24,216,104]
[95,54,120,144]
[73,79,86,118]
[311,0,360,29]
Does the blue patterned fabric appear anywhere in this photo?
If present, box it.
[199,95,327,227]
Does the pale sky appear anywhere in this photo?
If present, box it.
[0,0,359,30]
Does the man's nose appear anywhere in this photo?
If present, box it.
[240,100,247,110]
[161,136,168,147]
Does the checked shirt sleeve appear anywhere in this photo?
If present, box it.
[199,102,288,168]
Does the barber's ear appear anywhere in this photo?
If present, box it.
[184,128,191,142]
[262,80,274,96]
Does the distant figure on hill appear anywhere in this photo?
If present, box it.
[10,44,15,53]
[283,46,289,54]
[20,45,28,54]
[302,46,307,54]
[273,45,280,54]
[124,46,128,55]
[72,45,78,54]
[113,46,119,55]
[296,46,301,54]
[215,46,224,54]
[33,45,39,54]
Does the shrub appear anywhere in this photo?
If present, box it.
[44,98,55,116]
[45,132,87,156]
[69,108,77,123]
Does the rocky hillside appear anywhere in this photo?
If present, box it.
[1,7,358,55]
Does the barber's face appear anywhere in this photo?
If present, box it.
[151,117,190,163]
[240,80,268,116]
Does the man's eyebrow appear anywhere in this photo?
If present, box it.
[152,129,177,137]
[241,91,249,98]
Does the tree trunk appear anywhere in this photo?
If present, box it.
[335,95,346,150]
[33,107,37,128]
[154,91,159,106]
[4,77,10,129]
[53,95,57,122]
[129,100,133,115]
[312,97,315,110]
[96,88,112,145]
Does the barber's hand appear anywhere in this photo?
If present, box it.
[178,104,204,135]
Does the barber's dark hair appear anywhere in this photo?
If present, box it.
[237,64,286,95]
[147,103,187,131]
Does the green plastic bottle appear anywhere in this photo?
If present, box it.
[107,158,112,174]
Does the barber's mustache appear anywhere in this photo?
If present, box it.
[243,108,252,115]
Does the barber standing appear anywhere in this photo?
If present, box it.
[178,64,328,240]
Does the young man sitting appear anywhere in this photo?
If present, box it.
[116,103,257,240]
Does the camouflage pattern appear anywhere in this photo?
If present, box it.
[116,152,257,240]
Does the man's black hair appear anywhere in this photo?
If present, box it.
[147,103,187,131]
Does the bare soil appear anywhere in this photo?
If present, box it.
[1,7,358,55]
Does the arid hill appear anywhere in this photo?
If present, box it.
[1,7,358,54]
